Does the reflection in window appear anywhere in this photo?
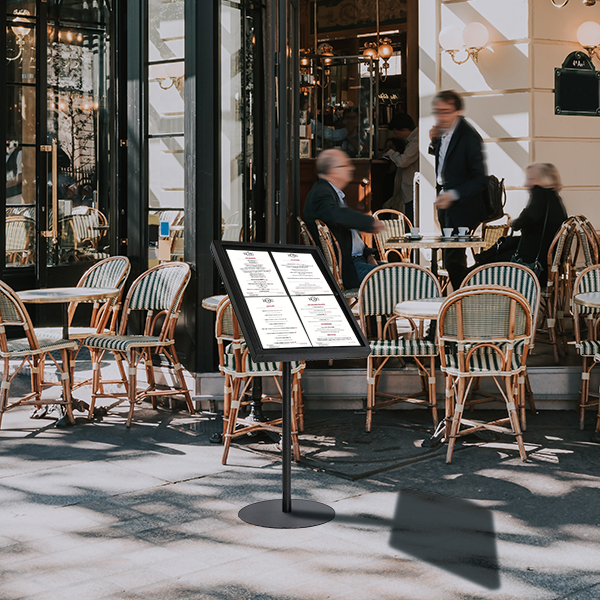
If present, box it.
[147,0,185,266]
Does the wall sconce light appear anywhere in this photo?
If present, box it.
[439,22,489,65]
[577,21,600,59]
[552,1,596,7]
[7,9,32,62]
[151,62,185,90]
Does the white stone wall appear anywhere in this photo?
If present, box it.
[418,0,600,230]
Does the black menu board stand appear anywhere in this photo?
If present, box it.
[211,241,371,528]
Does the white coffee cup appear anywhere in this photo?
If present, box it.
[458,227,469,236]
[410,227,419,237]
[443,228,453,238]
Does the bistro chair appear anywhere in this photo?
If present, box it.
[541,218,577,363]
[5,216,34,266]
[60,207,109,261]
[461,262,540,429]
[0,280,78,429]
[315,219,359,307]
[438,286,532,463]
[83,262,195,427]
[358,263,442,432]
[216,297,304,465]
[572,265,600,431]
[297,216,316,246]
[372,209,412,263]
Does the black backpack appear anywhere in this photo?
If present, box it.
[482,174,506,223]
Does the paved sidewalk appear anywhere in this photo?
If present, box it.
[1,398,600,600]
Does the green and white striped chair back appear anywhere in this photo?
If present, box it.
[575,222,596,267]
[0,281,40,353]
[79,256,130,292]
[574,265,600,317]
[128,262,190,313]
[441,288,529,341]
[463,263,539,322]
[359,263,441,317]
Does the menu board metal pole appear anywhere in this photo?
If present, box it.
[282,362,292,513]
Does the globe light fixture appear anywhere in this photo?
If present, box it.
[577,21,600,59]
[439,22,489,65]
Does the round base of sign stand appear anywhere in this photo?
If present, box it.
[238,499,335,529]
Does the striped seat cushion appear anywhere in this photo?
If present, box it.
[370,339,438,357]
[221,343,303,375]
[443,340,526,375]
[2,335,78,358]
[579,341,600,356]
[84,334,170,351]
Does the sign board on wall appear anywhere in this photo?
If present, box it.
[555,52,600,117]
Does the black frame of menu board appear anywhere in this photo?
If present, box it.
[211,241,370,363]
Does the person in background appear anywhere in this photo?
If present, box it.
[304,149,386,289]
[6,140,23,204]
[429,90,487,290]
[476,163,567,287]
[380,137,406,212]
[383,113,419,224]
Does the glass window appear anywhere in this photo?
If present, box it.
[220,2,243,242]
[147,0,185,266]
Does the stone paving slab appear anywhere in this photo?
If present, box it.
[2,403,600,600]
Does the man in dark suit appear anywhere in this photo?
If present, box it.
[304,149,386,290]
[429,90,487,289]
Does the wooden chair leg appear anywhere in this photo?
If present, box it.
[366,356,374,432]
[290,374,301,461]
[169,347,195,414]
[295,373,304,432]
[579,357,591,431]
[444,375,455,442]
[429,357,438,427]
[505,376,527,461]
[126,351,137,428]
[446,377,466,464]
[222,373,232,437]
[222,378,242,465]
[60,349,76,426]
[0,357,10,429]
[524,372,536,415]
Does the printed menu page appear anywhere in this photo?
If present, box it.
[245,296,312,349]
[292,295,361,347]
[227,249,287,297]
[272,252,331,296]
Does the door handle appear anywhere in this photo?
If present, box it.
[41,139,59,242]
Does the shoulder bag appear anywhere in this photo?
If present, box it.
[510,201,550,279]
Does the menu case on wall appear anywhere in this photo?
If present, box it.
[212,242,370,362]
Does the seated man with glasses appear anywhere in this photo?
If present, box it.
[304,149,386,289]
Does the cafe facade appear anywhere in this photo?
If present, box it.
[2,0,600,400]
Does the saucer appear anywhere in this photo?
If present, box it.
[405,234,423,240]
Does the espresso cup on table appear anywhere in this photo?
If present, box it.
[410,227,419,237]
[443,228,453,238]
[458,227,469,236]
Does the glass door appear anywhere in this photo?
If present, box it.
[4,0,114,284]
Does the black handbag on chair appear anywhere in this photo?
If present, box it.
[510,201,550,279]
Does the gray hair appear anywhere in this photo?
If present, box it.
[316,149,346,177]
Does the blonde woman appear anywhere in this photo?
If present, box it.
[475,163,567,285]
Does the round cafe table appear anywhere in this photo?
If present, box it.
[201,294,227,312]
[17,286,120,426]
[394,297,445,321]
[574,292,600,310]
[18,287,120,339]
